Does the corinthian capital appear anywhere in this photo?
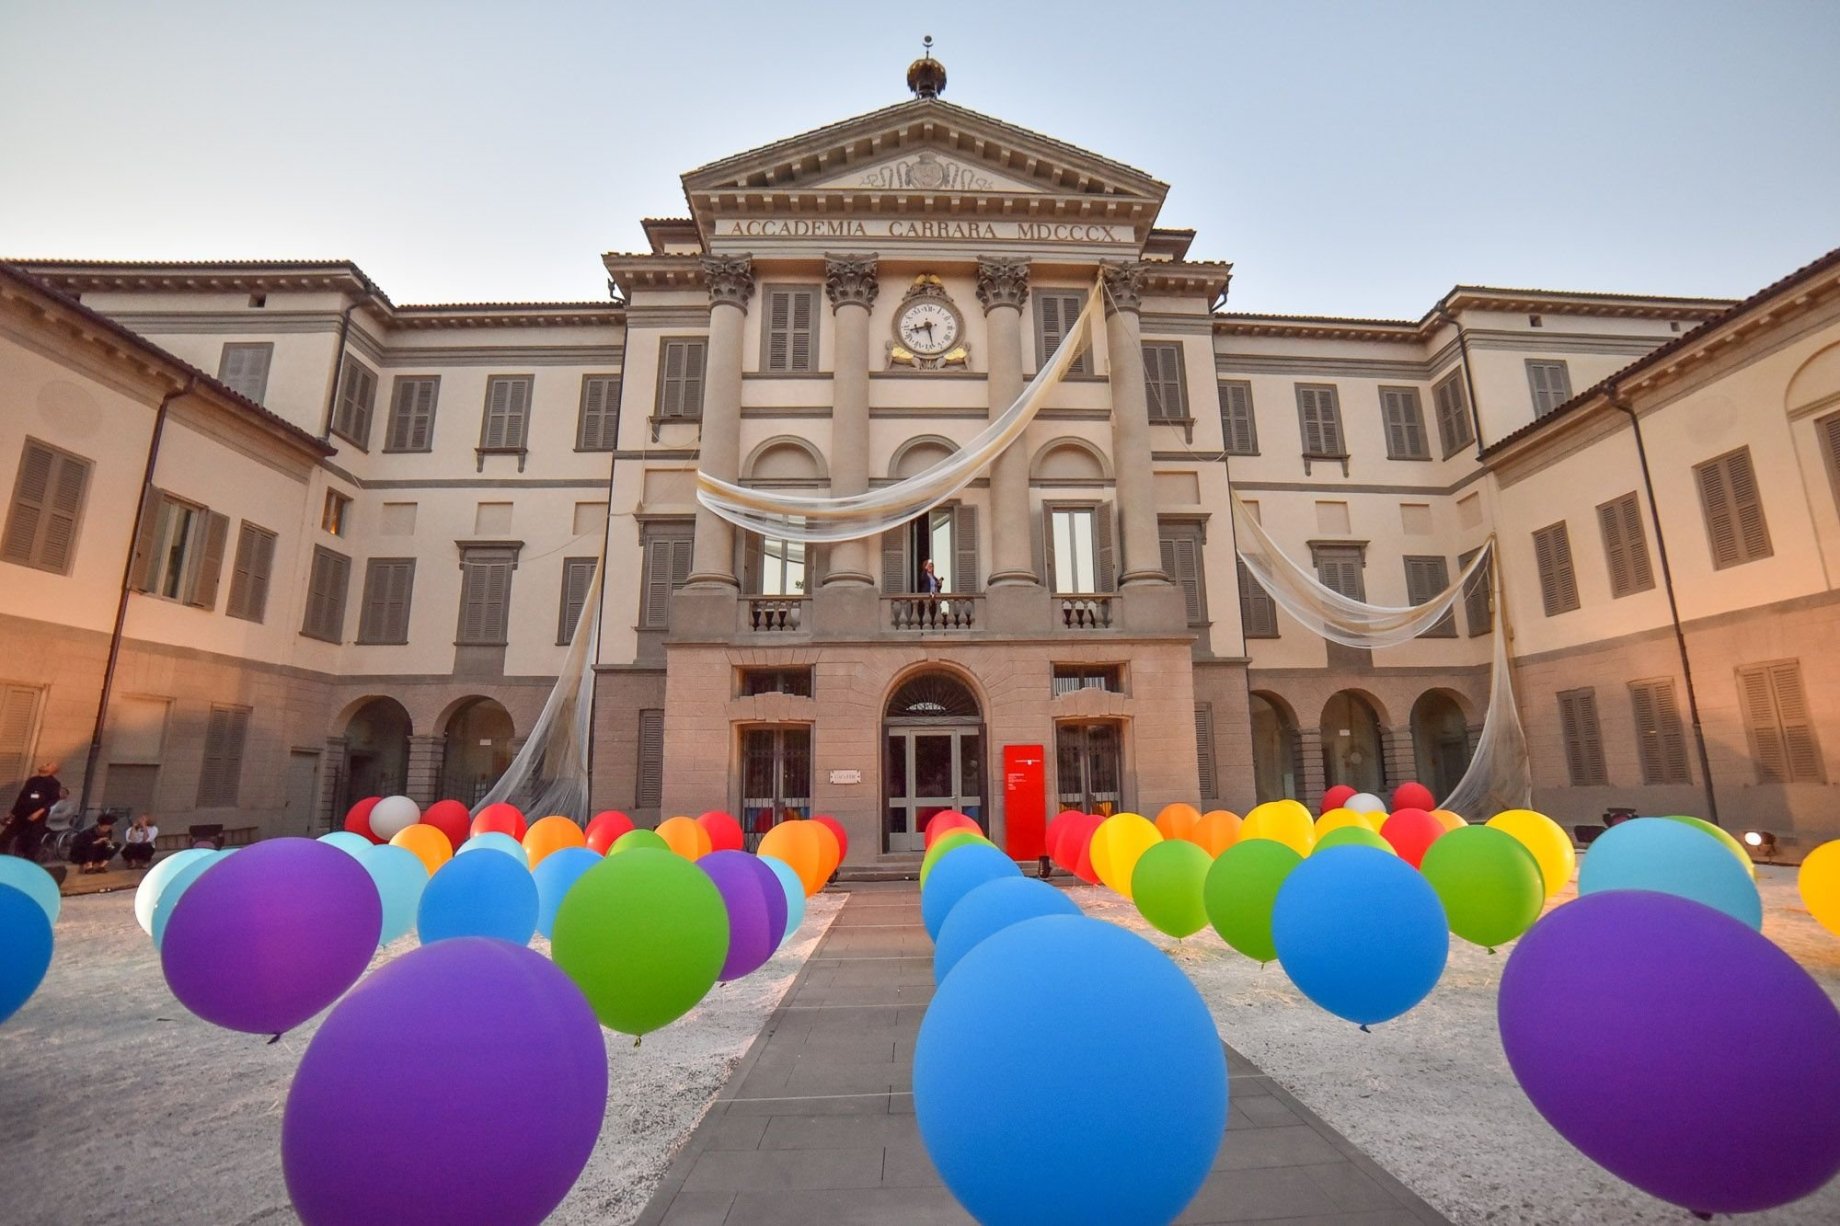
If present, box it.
[975,256,1030,312]
[824,254,879,310]
[701,254,755,309]
[1099,259,1147,316]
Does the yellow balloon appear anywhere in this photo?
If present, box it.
[1486,809,1575,899]
[389,823,451,875]
[1154,803,1202,842]
[1184,810,1241,857]
[1430,809,1468,833]
[1244,800,1316,857]
[522,815,586,869]
[1089,813,1163,899]
[655,815,713,862]
[1314,808,1370,839]
[1798,840,1840,937]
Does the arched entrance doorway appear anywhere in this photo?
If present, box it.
[1249,691,1300,804]
[1321,691,1386,798]
[341,698,410,811]
[440,697,514,805]
[1412,690,1472,803]
[883,671,985,853]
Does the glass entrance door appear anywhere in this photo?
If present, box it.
[884,727,983,852]
[741,726,812,850]
[1055,721,1122,816]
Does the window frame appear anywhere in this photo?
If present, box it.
[2,437,91,576]
[383,375,440,453]
[557,555,598,645]
[1157,516,1209,627]
[1628,677,1690,786]
[1042,501,1115,595]
[1237,558,1279,639]
[216,342,273,403]
[576,374,622,452]
[1034,289,1093,377]
[1459,547,1492,636]
[196,704,251,809]
[331,358,378,450]
[1597,491,1656,598]
[1294,384,1347,463]
[654,337,709,435]
[478,374,535,456]
[321,489,351,537]
[224,520,277,623]
[639,520,695,630]
[1218,380,1259,455]
[1694,446,1773,570]
[455,545,518,646]
[636,708,666,809]
[1525,359,1573,417]
[759,284,821,373]
[1380,385,1431,461]
[1309,541,1366,601]
[1432,371,1474,458]
[300,545,352,644]
[356,557,417,645]
[1557,687,1608,786]
[1736,659,1825,784]
[1403,555,1457,637]
[1142,342,1190,426]
[1532,521,1581,616]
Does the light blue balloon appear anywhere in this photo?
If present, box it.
[1272,846,1449,1027]
[1579,817,1763,930]
[0,856,60,926]
[533,846,601,939]
[759,854,805,949]
[921,844,1021,942]
[935,877,1081,984]
[1,883,54,1024]
[134,847,211,935]
[418,849,538,946]
[317,831,374,860]
[151,850,234,950]
[362,845,429,944]
[458,831,530,868]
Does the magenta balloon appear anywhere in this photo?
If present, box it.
[698,851,783,980]
[1499,891,1840,1215]
[283,939,607,1225]
[161,838,381,1035]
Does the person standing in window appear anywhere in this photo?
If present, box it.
[0,761,62,862]
[921,558,943,595]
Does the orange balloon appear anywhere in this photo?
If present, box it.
[809,819,842,882]
[1185,810,1242,857]
[1154,803,1203,842]
[758,820,826,896]
[656,815,713,862]
[1430,808,1468,832]
[390,823,452,875]
[522,815,586,869]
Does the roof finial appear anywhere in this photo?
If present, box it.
[922,34,934,59]
[907,36,946,99]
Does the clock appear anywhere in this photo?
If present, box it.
[896,299,961,356]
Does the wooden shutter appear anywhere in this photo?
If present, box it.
[1739,664,1789,783]
[1725,449,1771,562]
[217,344,271,402]
[334,362,377,446]
[577,376,619,450]
[360,559,415,643]
[0,684,43,793]
[1159,523,1205,624]
[4,441,89,573]
[1094,503,1117,593]
[1528,361,1571,415]
[1696,449,1770,568]
[1821,411,1840,512]
[129,489,162,593]
[1629,679,1688,785]
[1194,703,1217,801]
[953,504,979,593]
[658,340,707,420]
[1405,556,1455,636]
[1433,373,1472,456]
[1142,344,1186,420]
[741,534,764,595]
[303,547,350,642]
[1598,492,1654,597]
[1297,386,1343,456]
[198,706,250,807]
[226,524,276,623]
[481,377,531,450]
[1314,545,1364,600]
[1460,547,1492,636]
[1741,661,1824,784]
[640,531,691,628]
[636,709,665,808]
[1036,291,1089,376]
[186,511,230,609]
[881,524,911,593]
[1558,688,1607,786]
[1238,559,1278,638]
[557,557,596,644]
[1219,381,1257,454]
[458,553,513,644]
[387,378,438,451]
[1381,388,1427,459]
[763,287,817,372]
[1532,522,1579,615]
[1,443,52,566]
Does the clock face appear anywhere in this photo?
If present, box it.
[896,300,961,356]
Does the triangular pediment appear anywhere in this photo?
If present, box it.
[807,147,1044,194]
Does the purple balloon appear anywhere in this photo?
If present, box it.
[699,851,784,980]
[1500,891,1840,1215]
[162,838,381,1035]
[283,939,607,1225]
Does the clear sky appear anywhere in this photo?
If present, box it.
[3,1,1835,316]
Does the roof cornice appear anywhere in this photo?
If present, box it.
[1218,285,1736,343]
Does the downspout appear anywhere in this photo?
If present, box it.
[1608,386,1722,824]
[79,375,193,818]
[1433,308,1488,457]
[318,294,369,440]
[587,353,625,795]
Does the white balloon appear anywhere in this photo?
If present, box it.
[1345,792,1387,814]
[368,794,422,841]
[133,847,210,935]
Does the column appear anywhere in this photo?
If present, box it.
[406,734,446,807]
[1099,260,1167,587]
[978,256,1036,586]
[822,254,879,586]
[687,254,754,587]
[1383,726,1417,792]
[321,736,348,831]
[1298,727,1327,807]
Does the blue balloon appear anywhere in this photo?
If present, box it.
[419,848,538,945]
[361,845,429,944]
[151,849,234,950]
[1,883,54,1024]
[916,915,1226,1226]
[1272,846,1448,1027]
[759,854,805,949]
[533,846,602,939]
[317,831,373,860]
[135,847,211,935]
[0,855,60,926]
[921,844,1021,941]
[1579,817,1763,930]
[934,877,1080,984]
[458,831,530,867]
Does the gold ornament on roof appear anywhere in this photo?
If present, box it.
[907,35,946,99]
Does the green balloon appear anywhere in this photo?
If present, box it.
[1658,815,1755,877]
[920,830,990,888]
[1315,826,1394,855]
[1418,825,1544,950]
[1203,839,1302,963]
[1131,840,1212,937]
[551,848,729,1035]
[610,828,668,855]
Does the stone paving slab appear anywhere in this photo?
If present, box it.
[634,880,1450,1226]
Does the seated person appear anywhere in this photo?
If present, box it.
[69,814,121,874]
[121,815,159,868]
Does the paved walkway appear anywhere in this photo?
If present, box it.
[635,880,1450,1226]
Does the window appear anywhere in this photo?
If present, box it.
[1526,360,1573,417]
[1557,688,1608,786]
[3,439,90,575]
[761,286,819,372]
[1404,556,1456,637]
[301,546,351,642]
[1195,703,1217,801]
[1035,290,1091,376]
[1819,410,1840,512]
[322,490,351,536]
[384,377,439,452]
[1433,372,1474,457]
[1459,547,1492,636]
[224,521,277,623]
[332,360,378,448]
[1142,343,1188,421]
[655,339,707,427]
[132,492,229,609]
[357,558,415,644]
[1532,522,1580,616]
[1629,678,1689,786]
[480,376,533,452]
[745,535,808,596]
[1598,492,1656,598]
[1695,447,1772,569]
[1045,504,1114,594]
[0,684,45,794]
[1296,385,1345,457]
[197,705,250,808]
[1219,381,1258,455]
[640,521,694,629]
[577,376,620,451]
[741,667,813,697]
[217,343,272,403]
[1157,519,1208,625]
[1052,664,1122,696]
[636,709,665,808]
[456,547,517,645]
[1737,660,1825,784]
[1311,543,1365,600]
[557,556,597,644]
[1381,387,1429,460]
[1238,559,1279,639]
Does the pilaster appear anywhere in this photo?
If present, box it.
[823,254,879,587]
[406,734,446,807]
[322,736,348,831]
[1298,727,1326,808]
[1382,726,1416,794]
[979,256,1037,587]
[688,253,753,588]
[1099,259,1167,589]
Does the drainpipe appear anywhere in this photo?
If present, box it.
[586,363,625,795]
[79,376,193,818]
[1608,386,1721,824]
[1433,309,1488,458]
[318,294,370,440]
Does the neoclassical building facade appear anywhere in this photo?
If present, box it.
[5,65,1839,860]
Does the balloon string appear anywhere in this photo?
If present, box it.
[268,1033,282,1046]
[1358,1024,1371,1034]
[633,1036,642,1050]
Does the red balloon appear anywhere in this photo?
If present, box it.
[470,802,527,842]
[1379,808,1446,868]
[697,810,745,854]
[812,815,849,865]
[1071,815,1105,885]
[584,810,635,854]
[924,810,980,848]
[1392,781,1437,813]
[1046,810,1085,868]
[343,796,383,844]
[419,799,471,851]
[1321,785,1357,813]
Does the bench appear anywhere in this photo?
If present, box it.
[153,825,258,852]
